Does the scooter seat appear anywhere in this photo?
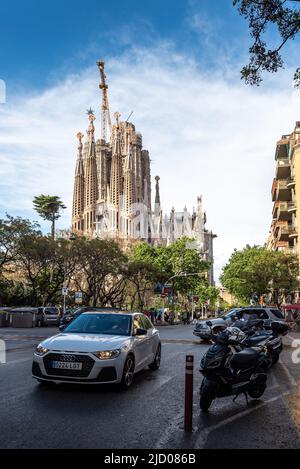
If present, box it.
[230,348,260,370]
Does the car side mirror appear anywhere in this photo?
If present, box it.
[206,321,213,327]
[135,328,147,336]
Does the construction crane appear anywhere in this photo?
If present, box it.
[96,60,112,143]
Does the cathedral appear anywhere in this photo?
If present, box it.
[72,61,216,284]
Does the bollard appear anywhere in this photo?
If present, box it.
[184,355,194,432]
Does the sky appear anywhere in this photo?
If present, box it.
[1,0,300,282]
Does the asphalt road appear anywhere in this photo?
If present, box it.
[0,325,300,449]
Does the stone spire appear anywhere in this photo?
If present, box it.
[72,132,85,232]
[83,112,98,233]
[154,175,161,215]
[123,127,136,216]
[109,112,123,232]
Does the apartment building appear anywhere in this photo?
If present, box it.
[268,122,300,256]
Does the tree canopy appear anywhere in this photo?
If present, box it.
[233,0,300,87]
[33,195,66,238]
[220,245,299,304]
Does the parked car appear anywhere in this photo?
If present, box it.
[32,310,161,388]
[193,307,284,340]
[59,306,122,327]
[38,307,61,326]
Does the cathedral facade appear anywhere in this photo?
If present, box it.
[72,62,216,283]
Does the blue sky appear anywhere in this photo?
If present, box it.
[1,0,248,94]
[1,0,300,281]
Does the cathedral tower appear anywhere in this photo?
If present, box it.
[72,132,85,233]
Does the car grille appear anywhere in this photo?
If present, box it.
[43,353,95,378]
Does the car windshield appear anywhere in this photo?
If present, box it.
[223,309,240,320]
[64,313,132,336]
[45,308,59,315]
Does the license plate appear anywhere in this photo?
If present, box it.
[51,361,82,370]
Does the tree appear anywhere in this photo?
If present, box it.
[71,238,128,307]
[220,245,299,304]
[33,195,66,239]
[195,283,220,311]
[0,215,40,274]
[132,238,210,306]
[233,0,300,87]
[126,261,160,312]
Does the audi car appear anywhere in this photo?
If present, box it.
[32,311,161,389]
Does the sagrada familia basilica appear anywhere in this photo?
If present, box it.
[72,61,216,284]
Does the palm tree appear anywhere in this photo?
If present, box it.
[33,195,66,239]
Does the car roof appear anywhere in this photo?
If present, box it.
[81,310,137,315]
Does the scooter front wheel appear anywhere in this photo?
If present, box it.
[200,379,215,411]
[248,383,266,399]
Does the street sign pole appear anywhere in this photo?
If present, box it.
[62,287,68,316]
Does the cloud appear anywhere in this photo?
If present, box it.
[0,42,299,282]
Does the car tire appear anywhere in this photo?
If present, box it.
[119,355,135,390]
[149,344,161,370]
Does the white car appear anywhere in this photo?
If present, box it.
[32,311,161,389]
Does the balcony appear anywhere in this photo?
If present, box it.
[289,226,298,239]
[275,241,290,252]
[287,177,296,188]
[271,179,278,201]
[275,180,292,202]
[277,202,293,221]
[272,201,280,219]
[275,139,290,160]
[275,222,290,241]
[275,158,290,179]
[288,201,297,213]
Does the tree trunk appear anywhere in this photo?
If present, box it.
[51,213,55,239]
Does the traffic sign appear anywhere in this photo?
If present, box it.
[75,291,83,304]
[62,287,68,296]
[163,284,172,295]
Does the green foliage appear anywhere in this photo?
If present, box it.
[233,0,300,87]
[133,237,209,296]
[33,195,66,238]
[221,245,299,303]
[195,283,220,308]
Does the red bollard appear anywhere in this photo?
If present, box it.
[184,355,194,432]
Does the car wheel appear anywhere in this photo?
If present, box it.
[149,344,161,370]
[120,355,135,390]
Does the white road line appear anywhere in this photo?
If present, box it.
[195,391,291,449]
[279,358,298,387]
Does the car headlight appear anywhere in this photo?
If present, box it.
[35,344,49,356]
[93,349,121,360]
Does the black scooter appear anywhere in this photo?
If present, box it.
[234,319,288,369]
[199,324,268,412]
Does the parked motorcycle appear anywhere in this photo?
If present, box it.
[199,325,268,411]
[234,319,288,369]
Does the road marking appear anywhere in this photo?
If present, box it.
[195,391,292,449]
[278,358,298,387]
